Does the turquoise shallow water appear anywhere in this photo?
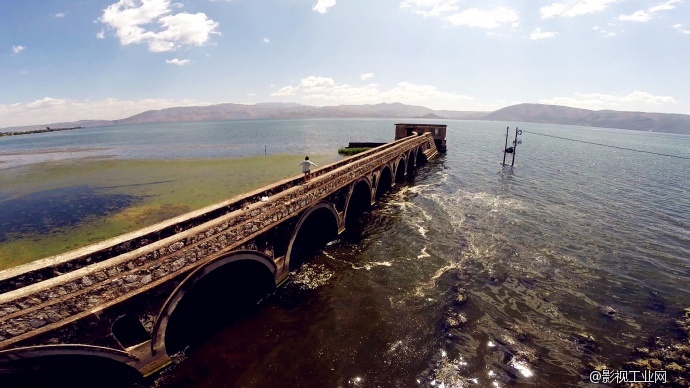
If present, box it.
[1,119,689,386]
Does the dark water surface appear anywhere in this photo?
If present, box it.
[0,186,138,242]
[1,119,689,386]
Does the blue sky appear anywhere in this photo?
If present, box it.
[1,0,689,127]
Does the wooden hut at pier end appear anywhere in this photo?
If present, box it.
[395,123,447,152]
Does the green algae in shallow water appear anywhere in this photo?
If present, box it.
[0,154,339,269]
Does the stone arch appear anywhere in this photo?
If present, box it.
[344,178,372,231]
[395,157,406,183]
[285,201,339,270]
[375,165,393,200]
[151,250,277,355]
[0,345,141,386]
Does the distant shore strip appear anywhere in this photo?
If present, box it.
[0,126,83,137]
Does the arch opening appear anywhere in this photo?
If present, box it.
[112,315,149,348]
[416,147,427,166]
[395,158,406,183]
[0,354,141,388]
[345,180,372,232]
[163,259,276,354]
[287,205,339,270]
[375,166,393,200]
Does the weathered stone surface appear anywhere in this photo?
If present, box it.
[124,275,139,284]
[81,276,94,287]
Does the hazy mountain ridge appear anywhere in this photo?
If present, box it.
[2,102,689,135]
[484,103,690,134]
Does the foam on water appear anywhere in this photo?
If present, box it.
[417,246,431,259]
[323,251,393,271]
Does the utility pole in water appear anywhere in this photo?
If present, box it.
[502,127,522,166]
[511,127,522,166]
[502,127,509,166]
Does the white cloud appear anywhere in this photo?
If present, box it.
[53,12,67,18]
[401,0,460,17]
[99,0,219,53]
[12,45,25,54]
[271,86,299,96]
[540,0,617,19]
[263,37,270,43]
[592,25,617,37]
[672,23,690,34]
[446,7,519,29]
[619,0,682,22]
[618,10,651,22]
[360,73,375,80]
[165,58,190,65]
[298,76,336,92]
[649,0,682,12]
[0,97,209,128]
[530,28,558,40]
[540,91,677,110]
[313,0,336,13]
[401,2,518,29]
[270,75,473,108]
[96,30,106,39]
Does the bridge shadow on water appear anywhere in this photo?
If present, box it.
[0,354,141,388]
[164,260,277,355]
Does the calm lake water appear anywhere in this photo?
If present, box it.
[1,119,689,386]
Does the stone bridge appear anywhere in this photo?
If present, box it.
[0,132,439,384]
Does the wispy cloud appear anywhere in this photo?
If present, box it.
[650,0,683,12]
[530,28,558,40]
[360,73,374,80]
[96,30,106,39]
[53,12,67,18]
[270,75,473,108]
[540,0,617,19]
[99,0,220,52]
[263,37,270,43]
[619,0,683,22]
[401,0,460,17]
[540,91,677,110]
[12,45,25,54]
[592,25,617,37]
[672,23,690,34]
[445,7,519,29]
[313,0,336,14]
[165,58,190,65]
[401,2,518,29]
[0,97,209,128]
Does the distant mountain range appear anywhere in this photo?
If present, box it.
[3,102,690,135]
[484,104,690,135]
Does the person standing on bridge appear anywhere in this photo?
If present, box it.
[299,156,317,182]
